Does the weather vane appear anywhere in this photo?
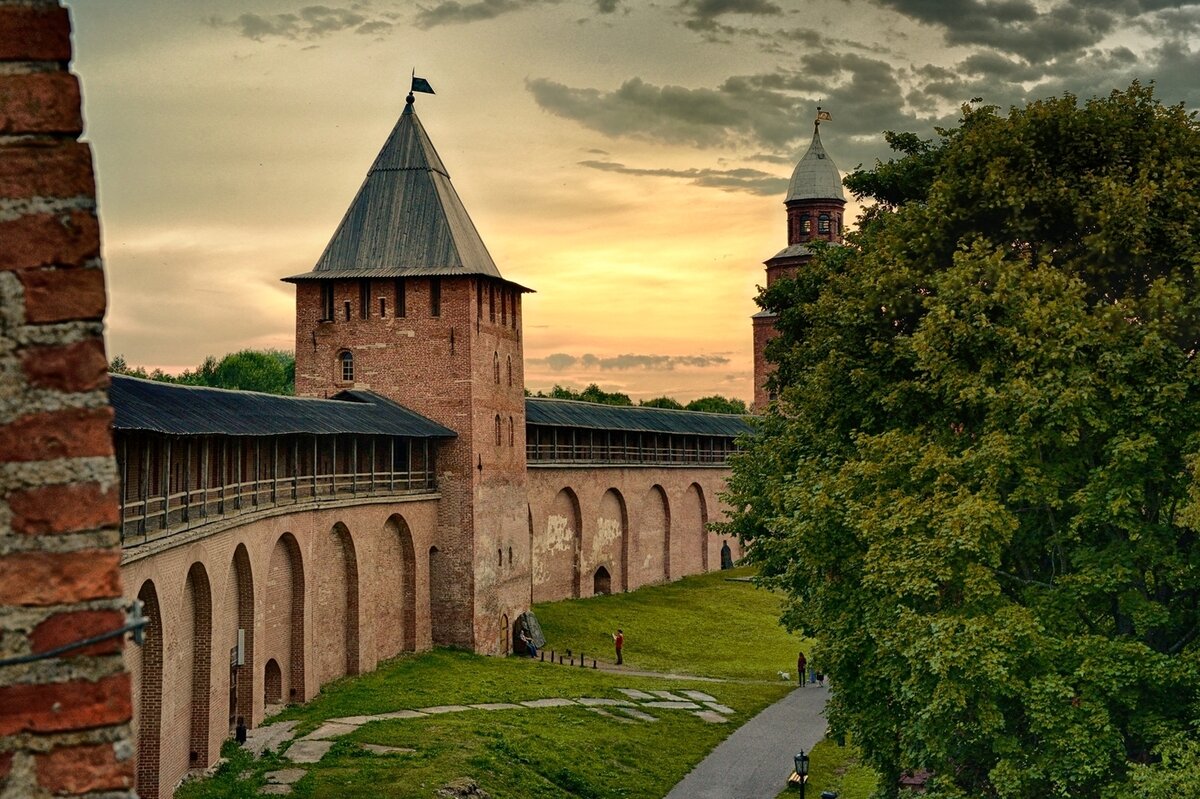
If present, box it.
[406,70,436,106]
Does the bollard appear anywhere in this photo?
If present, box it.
[550,650,555,662]
[235,717,247,744]
[540,651,544,661]
[580,652,585,667]
[592,659,597,669]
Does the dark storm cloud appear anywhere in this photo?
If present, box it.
[580,159,788,195]
[207,5,393,41]
[540,353,732,371]
[413,0,553,28]
[595,0,623,12]
[528,50,911,158]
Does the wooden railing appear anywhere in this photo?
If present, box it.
[120,468,435,546]
[525,443,733,467]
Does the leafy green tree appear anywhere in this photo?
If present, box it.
[536,383,634,406]
[686,395,748,415]
[110,349,296,395]
[720,84,1200,798]
[640,396,685,410]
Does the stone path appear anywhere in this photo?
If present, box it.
[246,686,745,794]
[664,684,830,799]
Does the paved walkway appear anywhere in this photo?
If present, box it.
[665,683,830,799]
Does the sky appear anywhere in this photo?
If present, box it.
[64,0,1200,403]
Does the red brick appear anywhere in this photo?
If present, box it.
[31,609,125,658]
[0,211,100,272]
[0,141,94,200]
[17,266,107,323]
[0,550,121,607]
[0,674,131,736]
[0,72,81,135]
[0,751,11,783]
[0,5,71,62]
[36,741,133,794]
[21,338,109,393]
[0,407,113,463]
[8,482,119,535]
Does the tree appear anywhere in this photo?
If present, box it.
[109,349,296,395]
[639,396,684,410]
[686,395,748,415]
[720,84,1200,798]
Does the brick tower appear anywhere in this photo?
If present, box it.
[285,93,531,654]
[752,115,845,409]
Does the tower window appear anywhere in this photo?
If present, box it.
[339,351,354,383]
[477,281,484,321]
[493,352,500,384]
[359,280,371,319]
[507,356,512,387]
[395,279,407,317]
[508,416,514,447]
[511,293,518,329]
[801,215,812,235]
[430,279,441,317]
[489,285,495,323]
[495,414,502,446]
[343,301,351,322]
[818,213,831,234]
[501,288,508,326]
[320,284,334,321]
[380,297,387,317]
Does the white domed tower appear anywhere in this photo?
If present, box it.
[752,111,845,409]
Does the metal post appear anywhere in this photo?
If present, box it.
[312,435,318,497]
[352,436,358,495]
[200,437,208,518]
[162,437,171,531]
[139,437,149,537]
[119,436,128,544]
[390,438,396,492]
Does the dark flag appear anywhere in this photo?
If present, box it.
[411,75,435,95]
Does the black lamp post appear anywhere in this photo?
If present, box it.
[794,749,810,798]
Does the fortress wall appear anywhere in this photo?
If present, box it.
[526,466,740,604]
[119,497,439,796]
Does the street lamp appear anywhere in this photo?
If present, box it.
[794,750,810,798]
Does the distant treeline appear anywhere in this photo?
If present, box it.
[110,353,748,414]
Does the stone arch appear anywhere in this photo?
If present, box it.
[429,546,452,646]
[265,533,304,707]
[377,515,417,659]
[225,544,254,732]
[676,482,709,577]
[185,562,212,771]
[593,566,612,595]
[318,522,360,682]
[597,488,629,593]
[542,487,582,599]
[134,579,163,799]
[639,485,671,584]
[264,659,282,704]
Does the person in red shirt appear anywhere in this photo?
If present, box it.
[612,629,624,665]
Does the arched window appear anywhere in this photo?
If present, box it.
[501,289,508,326]
[339,351,354,383]
[507,356,513,386]
[477,281,483,320]
[495,414,502,446]
[493,352,500,383]
[508,416,514,447]
[489,285,496,322]
[818,213,831,234]
[801,215,811,235]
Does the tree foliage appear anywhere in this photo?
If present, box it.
[719,84,1200,798]
[110,349,295,395]
[531,384,748,414]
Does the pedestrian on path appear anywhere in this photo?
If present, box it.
[612,629,624,665]
[796,651,807,685]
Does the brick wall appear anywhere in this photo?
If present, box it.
[0,2,134,797]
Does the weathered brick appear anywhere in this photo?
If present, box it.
[36,741,133,794]
[0,674,131,736]
[0,211,100,272]
[21,337,109,392]
[9,481,119,535]
[0,5,71,62]
[0,141,94,200]
[17,265,107,323]
[0,751,11,783]
[31,609,125,658]
[0,550,121,606]
[0,407,113,462]
[0,72,82,135]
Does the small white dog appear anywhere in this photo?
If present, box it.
[778,671,790,681]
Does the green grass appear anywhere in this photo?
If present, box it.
[775,740,879,799]
[178,567,808,799]
[534,566,809,680]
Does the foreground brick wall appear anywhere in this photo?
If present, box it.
[0,2,134,796]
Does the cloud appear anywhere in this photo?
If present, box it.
[579,159,787,195]
[413,0,552,28]
[207,5,393,41]
[679,0,783,32]
[595,0,623,12]
[537,353,732,371]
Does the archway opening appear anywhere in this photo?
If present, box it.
[135,580,163,799]
[379,515,417,658]
[264,659,282,705]
[429,546,452,646]
[229,545,254,732]
[593,566,612,595]
[185,563,212,770]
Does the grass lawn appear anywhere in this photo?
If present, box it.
[775,739,878,799]
[534,566,808,680]
[177,567,809,799]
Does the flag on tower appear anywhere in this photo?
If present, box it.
[411,75,435,95]
[816,109,832,121]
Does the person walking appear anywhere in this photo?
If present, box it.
[612,629,624,665]
[796,651,807,686]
